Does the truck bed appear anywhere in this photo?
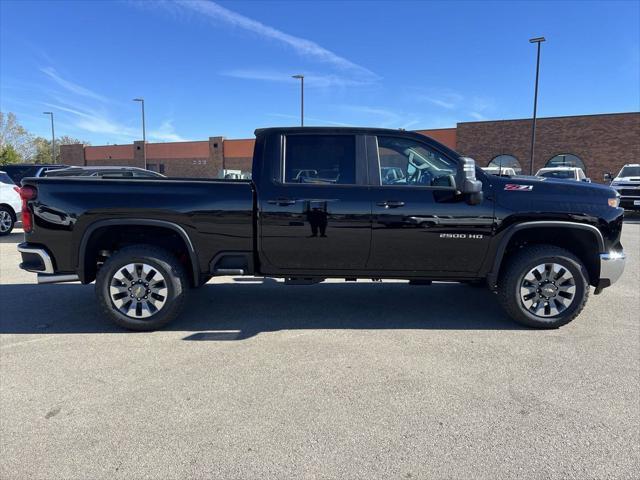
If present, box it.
[21,176,255,282]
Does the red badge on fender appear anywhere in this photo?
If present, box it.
[504,184,533,191]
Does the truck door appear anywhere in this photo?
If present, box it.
[259,133,371,271]
[366,135,494,273]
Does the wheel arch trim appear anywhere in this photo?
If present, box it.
[78,218,199,285]
[486,221,605,287]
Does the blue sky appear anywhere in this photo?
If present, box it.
[1,0,638,144]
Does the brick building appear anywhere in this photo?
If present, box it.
[61,112,639,182]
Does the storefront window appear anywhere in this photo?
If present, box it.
[545,154,586,172]
[487,155,522,173]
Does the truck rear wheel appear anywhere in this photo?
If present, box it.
[96,245,188,331]
[497,245,589,329]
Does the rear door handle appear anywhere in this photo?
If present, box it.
[377,200,405,208]
[268,198,296,206]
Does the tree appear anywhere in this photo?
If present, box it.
[0,144,20,165]
[0,112,34,161]
[32,137,55,164]
[0,112,89,164]
[31,136,90,164]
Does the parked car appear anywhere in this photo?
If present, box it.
[535,166,590,182]
[43,166,165,178]
[605,164,640,211]
[0,170,22,235]
[16,127,624,331]
[2,163,68,184]
[482,166,517,176]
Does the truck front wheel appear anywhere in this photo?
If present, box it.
[96,245,188,331]
[497,245,589,328]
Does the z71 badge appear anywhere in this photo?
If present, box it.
[504,184,533,191]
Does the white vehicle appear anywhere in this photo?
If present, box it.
[482,166,517,176]
[0,170,22,235]
[535,166,590,182]
[606,164,640,211]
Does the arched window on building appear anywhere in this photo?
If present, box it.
[544,154,586,173]
[487,155,522,174]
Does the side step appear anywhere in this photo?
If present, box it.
[285,277,325,285]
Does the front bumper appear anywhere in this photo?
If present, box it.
[595,251,626,293]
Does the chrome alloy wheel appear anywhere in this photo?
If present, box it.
[0,210,12,233]
[520,263,576,317]
[109,263,168,319]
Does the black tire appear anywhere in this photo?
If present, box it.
[497,245,589,329]
[96,245,188,331]
[0,205,16,236]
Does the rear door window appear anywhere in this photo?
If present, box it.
[284,134,356,185]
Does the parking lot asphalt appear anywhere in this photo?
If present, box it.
[1,219,639,480]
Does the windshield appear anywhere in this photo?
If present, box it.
[538,170,575,179]
[0,172,15,185]
[618,166,640,177]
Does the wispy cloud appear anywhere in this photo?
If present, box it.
[468,111,488,121]
[413,88,495,122]
[420,92,464,109]
[166,0,377,81]
[150,120,187,142]
[40,68,188,143]
[338,105,421,129]
[40,67,109,103]
[43,102,138,140]
[222,69,371,88]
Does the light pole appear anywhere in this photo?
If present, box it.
[133,98,147,169]
[42,112,55,163]
[292,74,304,126]
[528,36,545,175]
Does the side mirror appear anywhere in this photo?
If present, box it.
[604,172,612,182]
[458,157,483,205]
[582,178,591,183]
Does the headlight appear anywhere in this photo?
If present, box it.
[610,182,620,187]
[608,197,620,208]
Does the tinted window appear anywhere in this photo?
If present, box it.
[133,170,162,177]
[0,172,14,184]
[377,136,457,187]
[2,165,40,183]
[96,171,133,177]
[619,166,640,177]
[284,135,356,184]
[539,170,574,179]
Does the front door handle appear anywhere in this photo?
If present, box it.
[377,200,405,208]
[268,198,296,206]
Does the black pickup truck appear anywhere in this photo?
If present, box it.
[17,127,625,330]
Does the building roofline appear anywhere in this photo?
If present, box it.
[457,111,639,126]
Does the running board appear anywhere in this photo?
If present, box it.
[213,268,245,276]
[37,274,80,284]
[285,277,325,285]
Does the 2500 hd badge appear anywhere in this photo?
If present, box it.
[440,233,484,239]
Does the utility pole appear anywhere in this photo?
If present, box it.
[528,37,546,175]
[133,98,147,169]
[292,74,304,126]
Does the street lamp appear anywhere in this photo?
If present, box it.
[528,36,546,175]
[133,98,147,169]
[292,74,304,127]
[42,112,56,163]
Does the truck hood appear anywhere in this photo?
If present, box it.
[489,174,618,204]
